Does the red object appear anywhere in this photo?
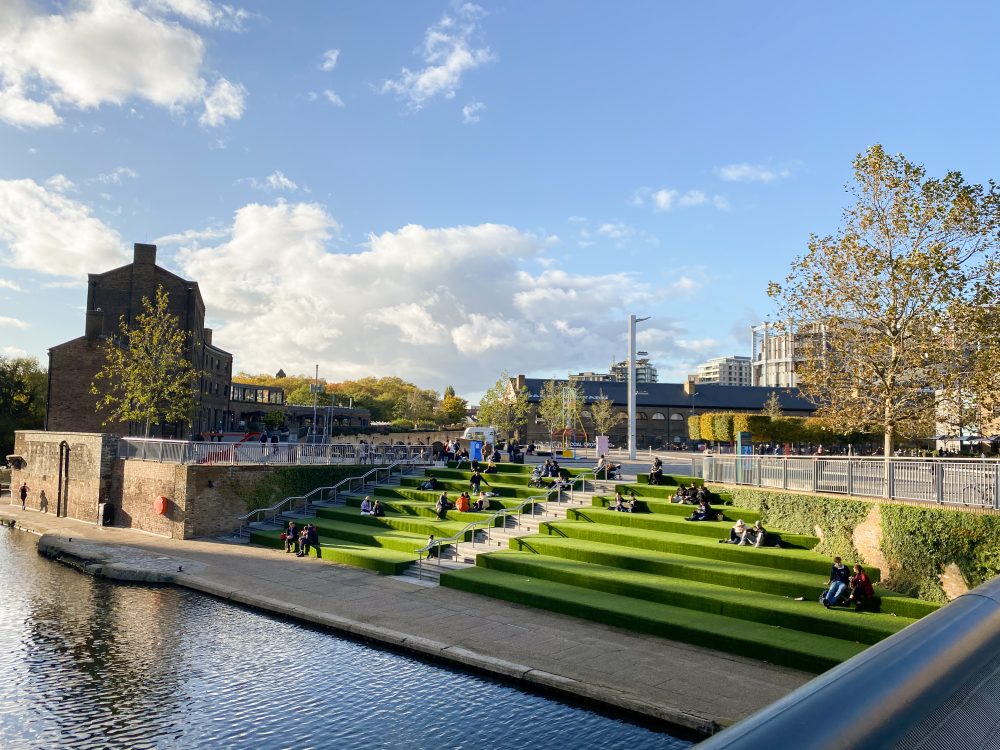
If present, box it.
[154,496,168,515]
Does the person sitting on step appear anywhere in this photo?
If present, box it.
[484,458,498,474]
[417,477,439,491]
[609,490,628,511]
[821,556,851,608]
[372,499,385,517]
[671,484,688,504]
[283,521,299,554]
[360,496,374,515]
[726,519,749,544]
[748,520,768,548]
[686,497,714,522]
[295,525,309,557]
[456,492,471,513]
[648,458,664,486]
[847,564,875,611]
[436,492,451,520]
[475,492,491,511]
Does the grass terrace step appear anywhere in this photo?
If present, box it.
[440,566,866,673]
[315,505,476,539]
[538,520,877,580]
[593,495,759,523]
[365,487,532,512]
[616,484,729,502]
[338,496,503,526]
[567,507,818,549]
[508,535,935,619]
[634,473,703,487]
[399,476,542,499]
[478,551,912,645]
[249,530,417,574]
[302,518,430,553]
[445,461,592,476]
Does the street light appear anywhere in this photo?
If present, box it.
[628,314,650,460]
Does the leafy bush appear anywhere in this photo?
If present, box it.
[699,412,716,441]
[712,413,734,443]
[688,414,701,440]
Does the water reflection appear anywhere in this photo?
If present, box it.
[0,530,691,749]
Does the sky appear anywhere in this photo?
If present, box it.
[2,1,1000,400]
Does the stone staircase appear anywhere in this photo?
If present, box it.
[394,478,621,586]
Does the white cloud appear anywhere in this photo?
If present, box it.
[323,89,344,107]
[154,226,228,245]
[240,170,300,193]
[0,279,25,292]
[174,202,676,392]
[200,77,246,127]
[713,195,731,211]
[142,0,249,30]
[320,48,340,71]
[381,4,493,110]
[678,190,706,207]
[0,0,246,128]
[45,174,75,193]
[2,345,29,357]
[0,178,127,276]
[462,100,485,124]
[93,166,139,184]
[716,163,791,183]
[0,316,29,329]
[596,222,634,241]
[653,189,677,211]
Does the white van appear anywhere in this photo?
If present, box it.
[462,426,497,446]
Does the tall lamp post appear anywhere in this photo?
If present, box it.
[628,314,650,460]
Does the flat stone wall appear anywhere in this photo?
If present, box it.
[10,431,118,523]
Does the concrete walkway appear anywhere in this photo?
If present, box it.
[0,503,811,738]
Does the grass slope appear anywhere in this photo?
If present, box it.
[249,529,417,574]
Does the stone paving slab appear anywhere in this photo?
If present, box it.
[0,504,813,738]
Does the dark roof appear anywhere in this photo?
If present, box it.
[521,378,815,413]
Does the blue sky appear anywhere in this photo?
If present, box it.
[2,1,999,399]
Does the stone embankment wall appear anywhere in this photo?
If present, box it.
[9,431,118,523]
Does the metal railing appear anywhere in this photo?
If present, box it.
[691,454,1000,508]
[119,438,433,467]
[695,574,1000,749]
[414,467,615,578]
[236,459,422,535]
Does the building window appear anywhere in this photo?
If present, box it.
[651,412,665,420]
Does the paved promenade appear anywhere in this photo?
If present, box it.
[0,504,811,738]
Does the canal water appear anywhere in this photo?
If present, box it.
[0,529,692,749]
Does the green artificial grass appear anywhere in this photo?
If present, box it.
[368,487,532,512]
[440,565,866,673]
[592,495,758,522]
[508,535,937,619]
[617,483,731,502]
[478,551,912,644]
[399,476,542,499]
[339,496,503,526]
[316,505,477,539]
[568,507,819,550]
[445,461,592,477]
[634,473,702,487]
[249,529,417,574]
[539,520,878,580]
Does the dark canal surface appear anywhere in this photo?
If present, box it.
[0,529,693,749]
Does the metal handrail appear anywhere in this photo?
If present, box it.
[236,458,421,535]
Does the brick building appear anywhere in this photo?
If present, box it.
[46,243,233,438]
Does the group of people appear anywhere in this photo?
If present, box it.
[722,518,768,547]
[441,440,470,463]
[821,557,875,611]
[16,483,49,513]
[594,454,622,480]
[671,483,711,505]
[282,520,321,558]
[436,491,491,518]
[608,491,637,512]
[359,496,386,517]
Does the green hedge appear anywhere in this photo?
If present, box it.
[242,465,372,512]
[722,486,1000,602]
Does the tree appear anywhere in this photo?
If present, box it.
[0,355,46,456]
[286,384,332,406]
[477,371,530,440]
[590,391,626,437]
[436,394,468,425]
[92,286,196,436]
[769,145,1000,456]
[762,391,784,418]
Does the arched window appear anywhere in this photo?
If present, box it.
[670,413,685,421]
[651,412,666,420]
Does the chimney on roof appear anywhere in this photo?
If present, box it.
[85,309,104,340]
[684,376,696,396]
[134,243,156,265]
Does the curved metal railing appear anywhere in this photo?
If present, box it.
[695,574,1000,748]
[236,458,421,535]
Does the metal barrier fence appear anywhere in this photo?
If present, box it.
[118,438,433,467]
[691,455,1000,508]
[695,574,1000,749]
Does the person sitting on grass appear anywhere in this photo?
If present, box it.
[671,484,689,504]
[456,492,471,512]
[475,492,491,511]
[748,520,768,548]
[648,458,664,486]
[360,496,374,515]
[610,490,627,511]
[295,525,309,557]
[686,497,714,522]
[726,519,749,544]
[436,492,451,520]
[484,458,498,474]
[372,499,385,518]
[417,477,439,491]
[283,521,299,554]
[847,564,875,611]
[821,556,851,608]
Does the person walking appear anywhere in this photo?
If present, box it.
[19,483,28,510]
